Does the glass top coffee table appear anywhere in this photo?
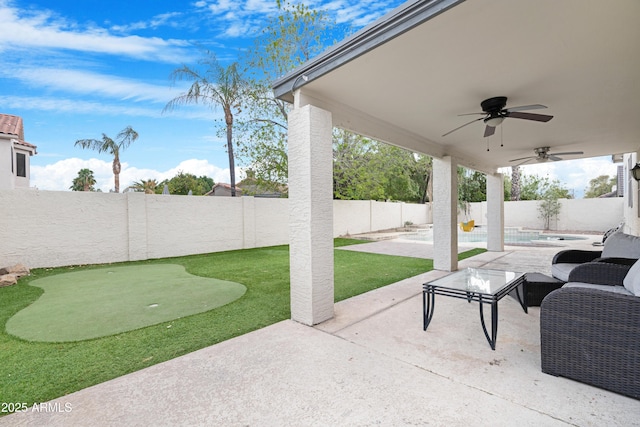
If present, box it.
[422,268,526,350]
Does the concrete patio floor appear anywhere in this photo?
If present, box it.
[2,235,638,426]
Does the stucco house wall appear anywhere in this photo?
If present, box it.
[463,198,623,232]
[0,114,37,190]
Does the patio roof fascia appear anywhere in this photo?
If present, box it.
[272,0,466,103]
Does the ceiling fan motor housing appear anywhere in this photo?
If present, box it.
[481,96,508,114]
[534,146,550,156]
[481,96,508,126]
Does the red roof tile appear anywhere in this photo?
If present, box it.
[0,114,24,140]
[0,114,37,154]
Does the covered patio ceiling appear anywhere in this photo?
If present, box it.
[273,0,640,174]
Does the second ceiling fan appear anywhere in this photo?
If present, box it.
[442,96,554,138]
[509,146,584,166]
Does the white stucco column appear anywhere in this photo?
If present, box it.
[288,104,334,325]
[486,172,505,252]
[433,156,458,271]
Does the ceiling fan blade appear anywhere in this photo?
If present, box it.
[548,151,584,156]
[483,125,495,137]
[515,158,534,166]
[548,155,563,161]
[504,104,547,113]
[458,112,485,117]
[442,117,483,137]
[507,111,554,122]
[509,155,536,162]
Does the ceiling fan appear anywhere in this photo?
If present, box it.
[442,96,554,138]
[509,146,584,166]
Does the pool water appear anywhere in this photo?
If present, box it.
[403,227,587,244]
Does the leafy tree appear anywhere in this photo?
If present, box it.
[74,126,138,193]
[534,177,571,229]
[156,172,214,196]
[518,175,571,201]
[237,1,435,202]
[332,130,431,202]
[538,189,563,230]
[333,131,383,200]
[585,175,616,198]
[70,168,97,192]
[503,174,512,201]
[413,154,433,204]
[236,1,336,189]
[374,143,427,202]
[457,168,486,218]
[458,168,486,203]
[129,179,158,194]
[164,53,247,196]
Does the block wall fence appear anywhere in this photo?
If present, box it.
[0,189,623,268]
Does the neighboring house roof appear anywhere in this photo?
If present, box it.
[0,114,37,154]
[237,175,287,197]
[205,183,244,196]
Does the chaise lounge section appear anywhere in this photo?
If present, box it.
[540,260,640,399]
[551,231,640,282]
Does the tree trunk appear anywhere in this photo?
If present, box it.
[225,109,236,197]
[113,155,121,193]
[511,165,521,201]
[421,170,433,204]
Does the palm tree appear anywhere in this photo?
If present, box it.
[130,179,158,194]
[511,165,522,201]
[164,52,246,196]
[70,168,97,191]
[75,126,139,193]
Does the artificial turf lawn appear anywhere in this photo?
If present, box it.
[0,240,486,410]
[6,264,246,342]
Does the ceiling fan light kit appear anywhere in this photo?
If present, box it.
[485,116,504,127]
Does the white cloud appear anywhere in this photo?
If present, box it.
[207,0,235,14]
[110,12,184,33]
[5,67,182,104]
[0,2,191,62]
[31,158,115,192]
[195,0,390,39]
[31,157,233,192]
[3,95,210,120]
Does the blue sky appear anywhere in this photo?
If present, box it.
[1,0,617,196]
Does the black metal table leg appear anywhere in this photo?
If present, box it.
[423,288,435,331]
[478,295,498,350]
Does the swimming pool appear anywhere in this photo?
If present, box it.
[401,227,588,245]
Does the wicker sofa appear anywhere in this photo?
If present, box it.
[551,231,640,282]
[540,261,640,399]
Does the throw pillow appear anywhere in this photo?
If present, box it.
[602,232,640,259]
[623,259,640,296]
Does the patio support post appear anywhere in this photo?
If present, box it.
[486,172,505,252]
[288,103,334,325]
[433,156,458,271]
